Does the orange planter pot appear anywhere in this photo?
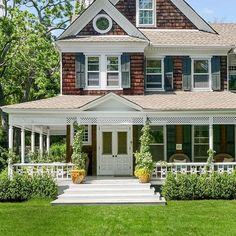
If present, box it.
[71,170,86,184]
[138,174,150,183]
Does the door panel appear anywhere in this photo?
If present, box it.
[98,126,132,176]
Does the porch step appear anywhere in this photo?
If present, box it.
[52,178,166,205]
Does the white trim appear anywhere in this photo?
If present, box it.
[8,125,13,150]
[191,58,212,91]
[21,128,25,163]
[136,0,156,28]
[31,128,35,153]
[93,14,112,34]
[145,57,164,91]
[58,0,147,40]
[169,0,216,34]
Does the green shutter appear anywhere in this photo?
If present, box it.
[182,57,191,91]
[213,125,221,154]
[167,126,176,161]
[164,56,174,91]
[226,125,235,156]
[75,53,85,89]
[121,54,130,88]
[211,56,221,91]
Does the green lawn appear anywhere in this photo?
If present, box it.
[0,200,236,236]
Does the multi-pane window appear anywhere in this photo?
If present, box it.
[229,53,236,90]
[107,56,120,87]
[193,60,210,89]
[87,56,100,86]
[82,125,91,145]
[146,59,163,90]
[150,126,165,162]
[194,126,209,159]
[138,0,154,25]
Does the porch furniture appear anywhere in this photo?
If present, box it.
[214,153,234,163]
[169,153,190,163]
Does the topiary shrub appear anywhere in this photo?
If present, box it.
[162,172,236,201]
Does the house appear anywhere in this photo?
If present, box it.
[2,0,236,177]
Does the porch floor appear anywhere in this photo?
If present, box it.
[52,177,166,205]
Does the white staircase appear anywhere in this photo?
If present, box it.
[51,178,166,205]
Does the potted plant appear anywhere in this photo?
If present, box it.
[134,124,155,183]
[71,124,88,184]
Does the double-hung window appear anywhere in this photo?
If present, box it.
[137,0,155,26]
[87,56,100,87]
[146,59,163,91]
[106,56,120,87]
[193,59,210,89]
[193,126,209,160]
[150,126,166,161]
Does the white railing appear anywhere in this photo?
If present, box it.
[8,163,75,180]
[152,162,236,180]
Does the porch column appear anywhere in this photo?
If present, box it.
[21,127,25,163]
[209,119,214,150]
[31,127,35,153]
[70,124,74,146]
[8,125,13,150]
[46,128,50,154]
[39,128,43,156]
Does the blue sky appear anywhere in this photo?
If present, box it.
[186,0,236,23]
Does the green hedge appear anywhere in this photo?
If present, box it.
[0,170,58,202]
[162,172,236,200]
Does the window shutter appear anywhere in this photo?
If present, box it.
[75,53,85,89]
[211,56,221,91]
[121,54,131,88]
[164,56,174,91]
[182,57,191,91]
[167,126,176,161]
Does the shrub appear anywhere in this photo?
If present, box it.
[49,143,66,162]
[0,171,58,202]
[162,172,236,200]
[0,148,19,172]
[31,175,58,199]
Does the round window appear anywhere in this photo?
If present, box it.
[93,14,112,34]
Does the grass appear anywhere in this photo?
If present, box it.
[0,200,236,236]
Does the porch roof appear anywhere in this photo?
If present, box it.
[2,91,236,113]
[141,23,236,48]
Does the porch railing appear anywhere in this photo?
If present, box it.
[8,163,75,180]
[152,162,236,180]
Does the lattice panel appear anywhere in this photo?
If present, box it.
[149,117,209,125]
[213,117,236,124]
[79,117,98,125]
[66,117,77,124]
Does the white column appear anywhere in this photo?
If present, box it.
[46,129,50,154]
[31,126,35,153]
[39,128,43,156]
[70,124,74,146]
[21,127,25,163]
[8,125,13,150]
[209,118,214,150]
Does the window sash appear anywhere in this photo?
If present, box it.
[146,59,163,90]
[138,0,154,25]
[106,56,120,87]
[87,56,100,87]
[193,59,210,89]
[193,126,209,158]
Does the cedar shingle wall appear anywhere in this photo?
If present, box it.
[62,53,145,95]
[116,0,197,29]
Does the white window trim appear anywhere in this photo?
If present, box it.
[191,57,212,91]
[84,54,122,90]
[106,55,122,89]
[192,125,209,161]
[85,55,101,89]
[93,14,113,34]
[150,125,167,161]
[136,0,156,27]
[145,57,164,91]
[83,125,92,146]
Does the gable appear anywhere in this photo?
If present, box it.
[80,93,143,112]
[58,0,147,40]
[115,0,216,33]
[78,10,127,36]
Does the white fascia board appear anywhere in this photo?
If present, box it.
[170,0,216,34]
[58,0,147,40]
[55,41,148,53]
